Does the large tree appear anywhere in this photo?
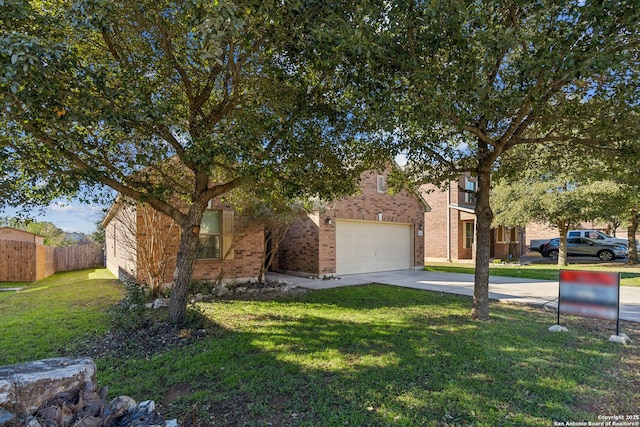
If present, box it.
[366,0,639,319]
[0,0,367,323]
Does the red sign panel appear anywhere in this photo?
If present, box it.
[559,270,620,321]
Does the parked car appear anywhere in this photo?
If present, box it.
[530,238,555,253]
[541,237,628,261]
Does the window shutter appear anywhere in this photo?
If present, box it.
[222,210,234,260]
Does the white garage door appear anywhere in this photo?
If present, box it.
[336,220,413,275]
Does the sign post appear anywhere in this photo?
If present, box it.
[553,270,629,344]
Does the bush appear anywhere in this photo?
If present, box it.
[189,280,212,295]
[109,280,153,332]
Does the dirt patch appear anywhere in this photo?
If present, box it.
[164,382,194,405]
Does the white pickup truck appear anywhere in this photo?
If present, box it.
[566,230,628,246]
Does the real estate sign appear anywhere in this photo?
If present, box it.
[558,270,620,323]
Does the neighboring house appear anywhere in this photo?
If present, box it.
[0,227,45,245]
[421,174,525,262]
[103,198,265,285]
[274,168,430,276]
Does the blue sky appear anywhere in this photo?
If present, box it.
[2,202,106,234]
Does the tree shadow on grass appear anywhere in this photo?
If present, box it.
[94,285,635,426]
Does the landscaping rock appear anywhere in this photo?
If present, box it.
[0,358,176,427]
[0,357,96,415]
[152,298,170,309]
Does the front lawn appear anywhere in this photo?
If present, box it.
[426,262,640,287]
[2,270,639,426]
[0,269,124,364]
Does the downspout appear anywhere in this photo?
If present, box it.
[447,184,451,262]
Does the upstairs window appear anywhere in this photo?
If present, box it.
[464,177,476,204]
[199,210,221,259]
[377,175,386,193]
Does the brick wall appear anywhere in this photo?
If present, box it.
[421,181,470,261]
[105,199,264,285]
[277,213,320,274]
[421,186,448,261]
[190,219,264,282]
[157,202,264,283]
[278,169,426,275]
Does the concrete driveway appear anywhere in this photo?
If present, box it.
[267,269,640,323]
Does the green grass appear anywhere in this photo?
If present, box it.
[425,262,640,287]
[0,269,124,364]
[2,269,638,426]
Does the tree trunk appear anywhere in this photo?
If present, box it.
[167,207,206,325]
[627,211,639,265]
[473,166,493,321]
[557,221,569,267]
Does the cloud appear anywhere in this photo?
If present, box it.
[43,203,105,233]
[47,203,103,219]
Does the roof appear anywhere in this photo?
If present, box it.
[0,226,45,237]
[101,195,127,227]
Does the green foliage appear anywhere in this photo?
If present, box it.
[108,279,154,332]
[353,0,639,318]
[188,280,212,296]
[0,0,366,210]
[101,286,637,424]
[90,216,106,244]
[366,0,639,184]
[1,0,373,323]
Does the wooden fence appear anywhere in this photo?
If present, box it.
[0,241,104,282]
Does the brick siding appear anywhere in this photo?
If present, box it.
[105,199,264,285]
[278,169,426,276]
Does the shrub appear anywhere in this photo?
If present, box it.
[109,280,153,332]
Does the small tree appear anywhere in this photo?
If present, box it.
[493,168,624,266]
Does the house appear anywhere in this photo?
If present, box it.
[420,174,525,262]
[104,166,430,284]
[102,198,265,285]
[274,168,430,276]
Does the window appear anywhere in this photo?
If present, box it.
[588,231,606,240]
[464,177,476,204]
[377,175,386,193]
[464,222,475,249]
[497,226,517,243]
[199,210,221,259]
[113,224,117,257]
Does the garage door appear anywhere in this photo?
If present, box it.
[336,220,413,275]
